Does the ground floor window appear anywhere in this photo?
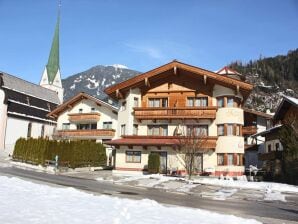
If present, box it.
[217,153,242,166]
[126,151,141,163]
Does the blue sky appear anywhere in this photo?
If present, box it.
[0,0,297,84]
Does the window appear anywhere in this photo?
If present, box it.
[126,151,141,163]
[268,144,272,152]
[133,124,138,135]
[227,154,234,165]
[236,154,240,166]
[121,101,127,111]
[133,97,139,107]
[121,124,126,136]
[187,97,208,107]
[62,123,70,130]
[148,125,168,136]
[41,125,45,137]
[275,143,280,151]
[217,154,224,165]
[217,98,224,108]
[103,122,112,129]
[27,123,32,138]
[148,98,168,107]
[77,123,97,130]
[26,97,30,105]
[217,125,224,136]
[91,108,95,112]
[187,125,208,136]
[47,103,51,111]
[79,108,83,113]
[227,97,234,107]
[227,124,233,136]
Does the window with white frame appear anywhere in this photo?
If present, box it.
[126,151,141,163]
[148,125,168,136]
[187,97,208,107]
[227,97,234,107]
[227,124,233,136]
[103,121,112,129]
[62,123,70,130]
[121,124,126,135]
[217,125,224,136]
[227,154,234,165]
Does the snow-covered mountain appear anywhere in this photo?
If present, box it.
[62,65,140,104]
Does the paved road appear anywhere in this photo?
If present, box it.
[0,166,297,223]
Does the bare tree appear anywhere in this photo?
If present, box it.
[174,125,208,179]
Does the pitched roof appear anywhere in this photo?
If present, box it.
[0,72,60,104]
[47,92,118,118]
[244,108,273,119]
[274,95,298,121]
[46,13,60,84]
[104,60,253,99]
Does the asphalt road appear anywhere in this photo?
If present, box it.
[0,166,297,223]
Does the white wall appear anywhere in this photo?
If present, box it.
[0,89,7,150]
[4,117,55,154]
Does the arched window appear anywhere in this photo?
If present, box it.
[41,125,45,138]
[27,123,32,138]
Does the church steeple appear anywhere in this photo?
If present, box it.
[40,2,64,104]
[46,12,60,84]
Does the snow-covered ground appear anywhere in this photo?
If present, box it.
[0,176,260,224]
[193,177,298,193]
[96,174,298,202]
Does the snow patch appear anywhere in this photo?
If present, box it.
[0,176,261,224]
[111,64,128,69]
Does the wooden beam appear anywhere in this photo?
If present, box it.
[204,75,207,85]
[145,77,150,87]
[236,85,240,94]
[173,66,178,75]
[116,89,123,99]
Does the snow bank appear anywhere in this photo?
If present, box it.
[0,176,260,224]
[194,177,298,193]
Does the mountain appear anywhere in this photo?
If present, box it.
[230,49,298,112]
[63,50,298,111]
[62,65,140,105]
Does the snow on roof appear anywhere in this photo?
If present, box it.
[251,124,283,137]
[283,95,298,106]
[0,72,60,104]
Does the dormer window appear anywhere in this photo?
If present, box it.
[79,108,83,113]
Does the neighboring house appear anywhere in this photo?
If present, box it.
[0,72,59,154]
[243,108,273,169]
[104,60,253,176]
[254,95,298,176]
[47,92,118,166]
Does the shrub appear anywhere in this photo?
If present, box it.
[148,153,160,174]
[12,138,107,168]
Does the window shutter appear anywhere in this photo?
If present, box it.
[233,154,237,165]
[224,153,228,165]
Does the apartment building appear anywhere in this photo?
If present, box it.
[104,61,253,176]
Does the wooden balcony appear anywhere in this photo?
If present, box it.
[133,107,217,120]
[54,129,115,139]
[68,113,100,122]
[242,125,257,135]
[258,151,282,161]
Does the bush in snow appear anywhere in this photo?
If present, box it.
[148,153,160,174]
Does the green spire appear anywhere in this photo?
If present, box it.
[46,12,60,84]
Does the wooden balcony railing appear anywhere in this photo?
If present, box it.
[68,113,100,122]
[133,107,217,120]
[54,129,115,139]
[242,125,258,135]
[258,151,283,161]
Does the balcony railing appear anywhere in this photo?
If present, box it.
[54,129,115,139]
[258,151,283,161]
[68,113,100,122]
[133,106,217,120]
[242,125,257,135]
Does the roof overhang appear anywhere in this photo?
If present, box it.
[104,60,253,100]
[47,92,118,118]
[274,95,298,121]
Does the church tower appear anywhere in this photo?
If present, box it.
[40,5,64,104]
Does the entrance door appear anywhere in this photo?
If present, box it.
[194,153,203,173]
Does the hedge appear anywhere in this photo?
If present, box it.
[148,153,160,174]
[13,138,107,168]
